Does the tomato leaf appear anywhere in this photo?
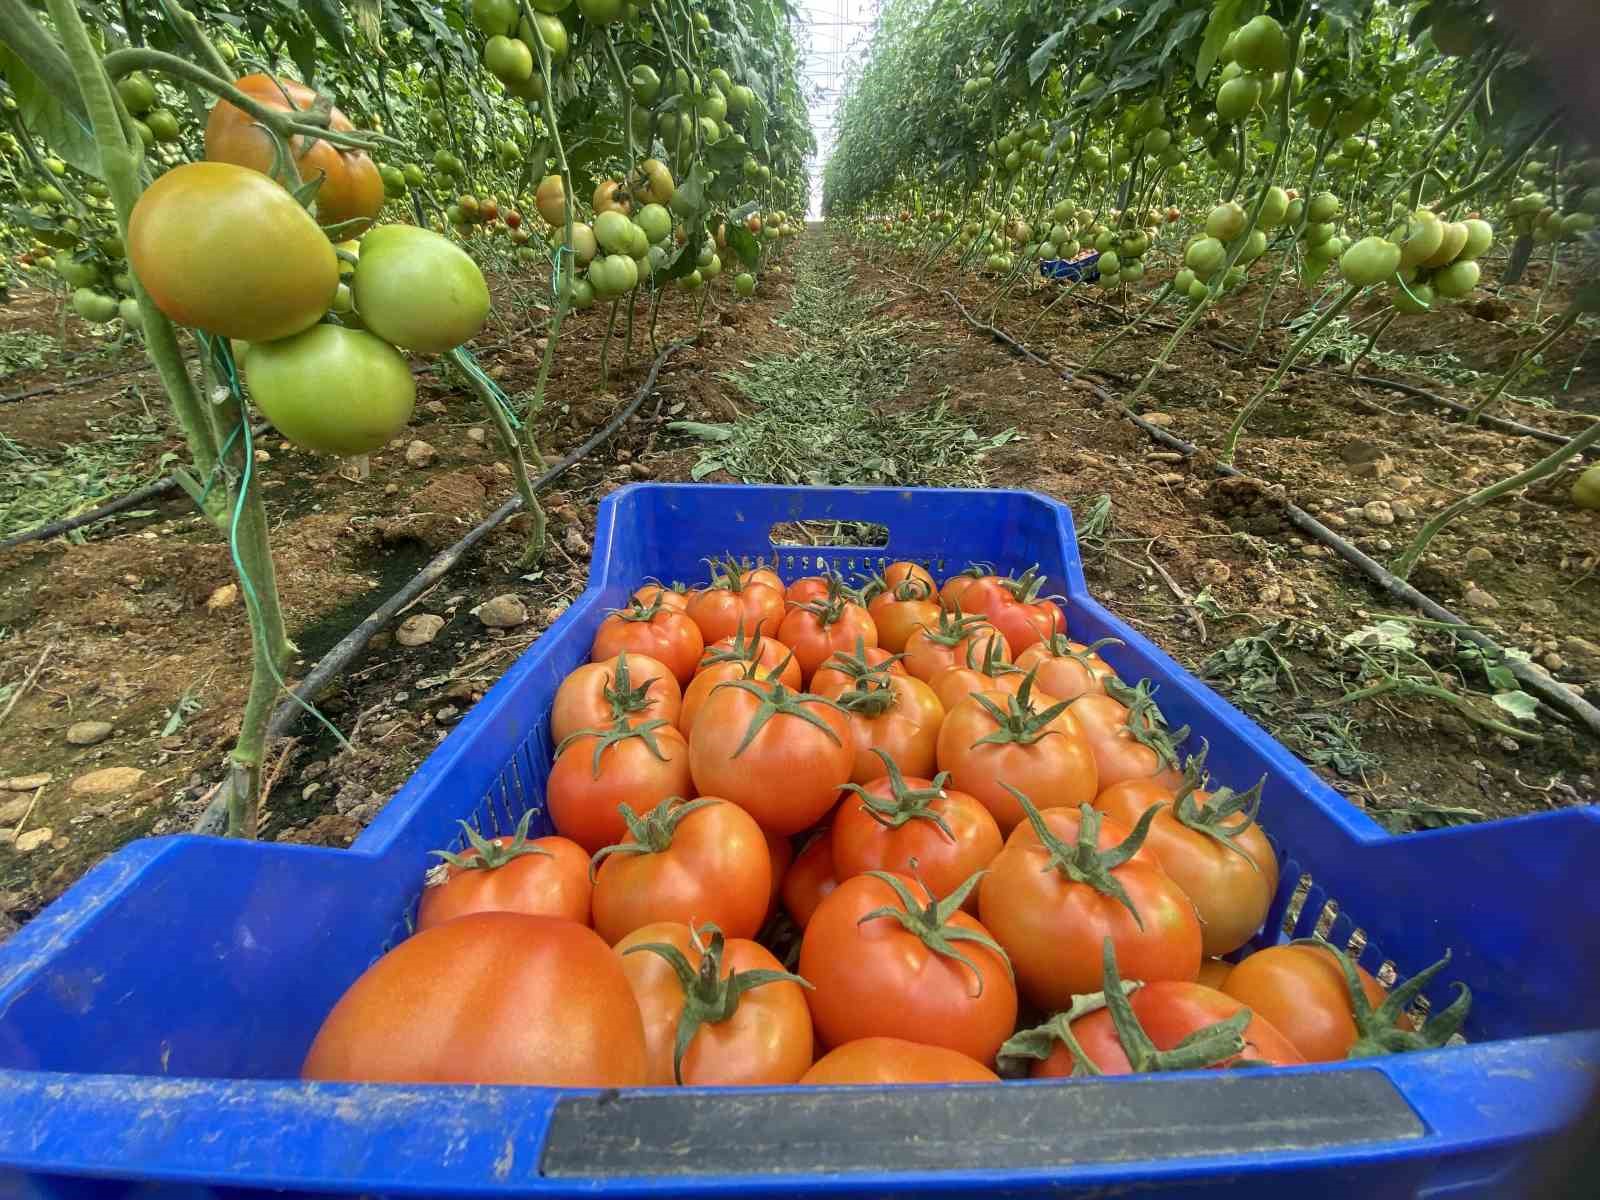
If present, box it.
[1027,31,1070,85]
[1492,691,1540,723]
[301,0,350,52]
[726,224,760,269]
[0,44,99,178]
[1196,0,1245,85]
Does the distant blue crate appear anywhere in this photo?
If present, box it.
[1,483,1598,1198]
[1041,251,1101,282]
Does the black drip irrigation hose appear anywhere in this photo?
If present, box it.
[928,283,1600,744]
[1063,288,1580,448]
[192,337,691,836]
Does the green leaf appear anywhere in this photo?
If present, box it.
[1027,31,1070,85]
[0,44,98,177]
[1341,621,1416,653]
[302,0,350,51]
[1492,691,1540,722]
[726,224,760,269]
[1196,0,1245,85]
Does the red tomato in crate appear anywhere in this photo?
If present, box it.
[547,719,693,853]
[800,1038,999,1084]
[550,651,682,744]
[416,819,591,930]
[782,829,840,927]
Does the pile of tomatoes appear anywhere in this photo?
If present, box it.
[302,558,1468,1089]
[124,74,491,457]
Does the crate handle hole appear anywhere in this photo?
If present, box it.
[768,520,890,549]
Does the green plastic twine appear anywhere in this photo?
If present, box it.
[449,345,523,430]
[549,242,575,302]
[197,331,352,753]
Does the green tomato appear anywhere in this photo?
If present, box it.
[1185,236,1226,279]
[117,71,157,114]
[1215,75,1262,123]
[118,297,143,328]
[1458,218,1493,261]
[1306,191,1341,224]
[1258,186,1289,229]
[1391,280,1433,314]
[734,271,756,297]
[728,85,756,117]
[72,287,119,323]
[521,13,568,58]
[567,276,595,310]
[146,108,180,143]
[246,325,416,457]
[1340,236,1402,288]
[1433,259,1480,299]
[1205,201,1247,241]
[402,163,426,188]
[352,224,490,353]
[636,203,672,244]
[594,209,634,254]
[1571,464,1600,510]
[56,255,100,288]
[578,0,624,22]
[484,35,534,84]
[472,0,520,34]
[631,65,662,104]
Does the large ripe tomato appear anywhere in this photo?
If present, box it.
[939,565,998,612]
[681,635,801,737]
[688,678,853,834]
[808,640,907,699]
[204,74,384,233]
[935,677,1097,834]
[128,161,338,342]
[245,325,414,456]
[979,801,1202,1012]
[784,574,832,605]
[782,829,838,927]
[882,560,937,593]
[1013,635,1121,702]
[800,871,1017,1065]
[903,608,1009,682]
[416,814,591,930]
[776,591,878,685]
[591,798,772,944]
[591,597,705,685]
[831,753,1001,908]
[929,632,1027,712]
[351,224,490,353]
[632,581,690,611]
[1070,681,1186,792]
[867,576,942,654]
[1221,944,1414,1062]
[800,1037,999,1084]
[551,651,682,744]
[616,921,813,1085]
[1094,758,1278,958]
[547,719,693,853]
[685,560,786,643]
[828,670,944,782]
[959,566,1066,653]
[302,912,647,1085]
[1017,974,1304,1077]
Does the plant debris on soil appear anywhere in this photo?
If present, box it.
[1,229,1596,942]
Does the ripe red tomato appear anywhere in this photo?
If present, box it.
[831,754,1001,908]
[782,829,838,927]
[765,828,794,918]
[800,1037,999,1084]
[680,631,802,736]
[631,581,690,611]
[959,567,1066,653]
[551,651,683,744]
[547,719,693,853]
[867,577,942,654]
[1070,683,1186,792]
[302,913,647,1085]
[204,74,384,233]
[883,561,937,593]
[809,640,907,699]
[688,678,854,834]
[1025,981,1305,1076]
[979,802,1202,1012]
[801,871,1016,1065]
[939,565,998,612]
[1094,761,1278,958]
[1013,635,1120,702]
[685,561,785,643]
[416,817,591,931]
[929,632,1028,712]
[1221,944,1409,1062]
[824,670,943,782]
[1198,958,1235,990]
[591,598,705,685]
[785,575,831,605]
[903,609,1009,682]
[935,678,1098,834]
[128,161,338,343]
[776,593,878,686]
[616,921,813,1085]
[591,797,773,944]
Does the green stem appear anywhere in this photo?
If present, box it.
[1347,309,1396,377]
[1392,416,1600,579]
[1222,283,1363,466]
[1463,305,1580,425]
[1399,46,1505,211]
[600,297,619,392]
[451,347,545,563]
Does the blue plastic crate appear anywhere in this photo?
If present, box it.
[1040,251,1100,283]
[1,483,1597,1199]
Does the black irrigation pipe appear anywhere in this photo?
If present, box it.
[933,284,1600,744]
[192,337,691,836]
[0,359,155,404]
[1062,287,1578,448]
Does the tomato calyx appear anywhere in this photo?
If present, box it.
[856,870,1013,994]
[998,971,1142,1077]
[996,563,1060,606]
[1007,790,1160,929]
[959,626,1025,679]
[699,620,775,671]
[841,749,957,838]
[1310,941,1473,1059]
[589,796,722,878]
[1036,633,1123,664]
[1169,742,1268,870]
[968,668,1074,748]
[834,671,905,718]
[702,555,764,595]
[712,677,845,756]
[426,809,552,879]
[861,570,936,606]
[1103,677,1190,772]
[602,650,665,723]
[788,577,861,629]
[623,921,812,1084]
[917,605,995,648]
[611,595,670,623]
[820,636,906,691]
[557,716,675,778]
